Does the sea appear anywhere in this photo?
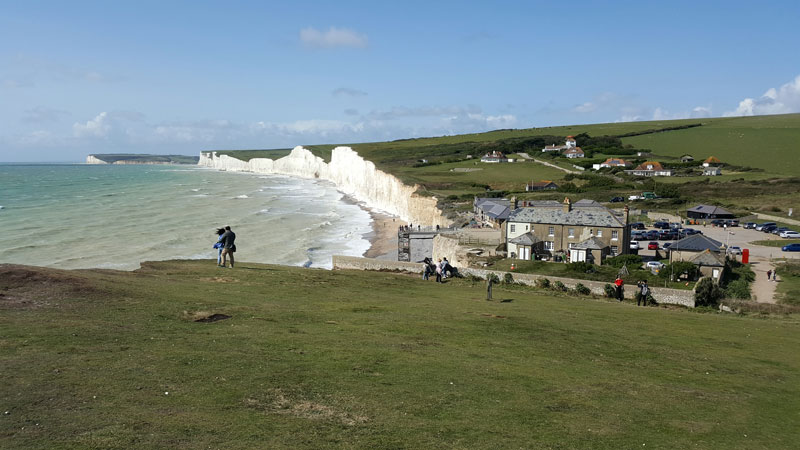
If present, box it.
[0,164,374,270]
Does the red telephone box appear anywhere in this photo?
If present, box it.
[742,248,749,264]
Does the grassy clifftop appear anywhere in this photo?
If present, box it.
[2,261,799,448]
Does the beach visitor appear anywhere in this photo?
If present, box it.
[213,227,225,265]
[773,269,777,281]
[442,257,451,279]
[220,226,236,268]
[767,269,772,280]
[614,276,624,302]
[422,257,432,280]
[435,259,443,283]
[637,280,649,306]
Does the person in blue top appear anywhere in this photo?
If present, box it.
[213,227,225,266]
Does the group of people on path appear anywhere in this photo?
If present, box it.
[422,257,453,283]
[213,226,236,268]
[614,276,652,306]
[766,269,778,282]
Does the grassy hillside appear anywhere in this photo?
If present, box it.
[2,261,800,448]
[622,114,800,176]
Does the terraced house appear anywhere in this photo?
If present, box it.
[506,198,630,264]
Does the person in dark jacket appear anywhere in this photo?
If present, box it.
[219,226,236,268]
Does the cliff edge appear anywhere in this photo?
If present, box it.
[199,146,450,227]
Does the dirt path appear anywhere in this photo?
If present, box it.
[517,152,579,174]
[749,257,778,303]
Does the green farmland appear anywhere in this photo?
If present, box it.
[2,261,800,448]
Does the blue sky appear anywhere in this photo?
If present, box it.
[1,0,799,162]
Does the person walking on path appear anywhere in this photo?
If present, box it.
[637,280,649,306]
[614,276,624,302]
[767,269,772,280]
[773,268,777,281]
[219,226,236,268]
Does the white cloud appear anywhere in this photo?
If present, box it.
[300,27,368,49]
[691,106,712,118]
[573,102,596,113]
[73,112,110,138]
[332,87,368,97]
[724,74,800,117]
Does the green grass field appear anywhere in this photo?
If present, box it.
[2,261,799,448]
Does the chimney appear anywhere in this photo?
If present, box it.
[563,197,571,213]
[511,196,518,210]
[624,205,630,225]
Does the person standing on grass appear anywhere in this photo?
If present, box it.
[213,227,225,265]
[219,226,236,268]
[614,276,624,302]
[637,280,649,306]
[435,258,443,283]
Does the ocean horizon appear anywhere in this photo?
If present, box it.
[0,163,374,270]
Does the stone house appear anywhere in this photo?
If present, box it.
[506,198,630,263]
[473,197,510,229]
[669,234,723,262]
[688,250,726,281]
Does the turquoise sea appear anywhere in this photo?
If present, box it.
[0,164,373,270]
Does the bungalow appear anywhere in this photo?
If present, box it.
[669,234,723,263]
[474,197,511,228]
[624,161,674,177]
[702,156,722,167]
[688,250,726,281]
[563,147,585,158]
[593,157,631,170]
[686,204,735,220]
[506,198,630,263]
[526,180,559,191]
[480,150,507,163]
[703,166,722,176]
[542,136,578,153]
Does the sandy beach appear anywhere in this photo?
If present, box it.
[363,210,405,259]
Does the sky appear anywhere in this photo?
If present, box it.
[1,0,799,162]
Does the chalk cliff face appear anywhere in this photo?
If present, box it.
[199,146,450,227]
[86,155,108,164]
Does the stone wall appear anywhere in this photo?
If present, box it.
[332,255,696,307]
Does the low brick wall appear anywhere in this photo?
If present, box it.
[332,255,696,307]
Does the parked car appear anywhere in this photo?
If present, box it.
[653,221,670,229]
[662,242,673,251]
[727,246,742,255]
[658,231,677,240]
[771,227,790,235]
[710,219,726,227]
[762,225,778,233]
[781,231,800,239]
[756,222,776,231]
[683,228,700,235]
[647,241,659,250]
[645,261,665,271]
[630,241,640,250]
[610,196,624,203]
[629,222,645,230]
[743,222,757,229]
[782,243,800,252]
[645,230,660,240]
[724,219,739,227]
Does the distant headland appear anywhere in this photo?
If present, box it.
[86,154,200,165]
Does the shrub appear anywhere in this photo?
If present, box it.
[695,278,723,306]
[574,283,591,295]
[724,279,751,300]
[567,262,596,274]
[536,278,551,289]
[604,254,642,269]
[503,272,514,284]
[553,281,567,292]
[659,261,700,281]
[604,283,616,298]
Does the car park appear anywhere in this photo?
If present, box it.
[782,231,800,239]
[647,241,659,250]
[727,246,742,255]
[756,222,776,231]
[782,243,800,252]
[744,222,757,229]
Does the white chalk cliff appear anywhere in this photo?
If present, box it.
[86,155,108,164]
[199,146,450,227]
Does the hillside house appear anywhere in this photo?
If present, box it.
[480,151,507,163]
[703,166,722,176]
[593,157,631,170]
[702,156,722,167]
[525,180,559,191]
[506,198,630,263]
[563,147,585,159]
[625,161,674,177]
[541,135,577,153]
[688,250,726,281]
[680,155,695,162]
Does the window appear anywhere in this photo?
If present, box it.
[510,224,516,233]
[545,241,554,251]
[568,228,575,238]
[525,225,529,231]
[597,229,603,237]
[611,245,619,255]
[611,230,619,240]
[548,226,555,236]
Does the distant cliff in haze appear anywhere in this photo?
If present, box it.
[86,154,200,164]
